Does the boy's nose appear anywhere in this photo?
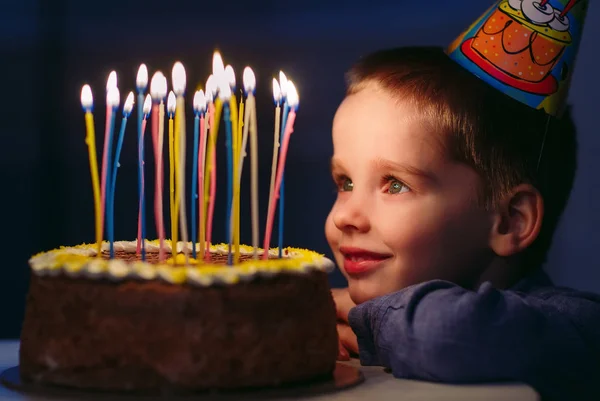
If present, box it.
[332,195,370,233]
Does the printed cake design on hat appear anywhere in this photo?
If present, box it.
[447,0,588,116]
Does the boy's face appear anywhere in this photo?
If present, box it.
[326,83,494,305]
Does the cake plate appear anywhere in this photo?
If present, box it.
[1,362,364,400]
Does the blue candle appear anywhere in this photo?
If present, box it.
[104,87,119,254]
[108,92,134,258]
[191,90,206,259]
[224,101,233,265]
[136,65,148,261]
[277,72,290,258]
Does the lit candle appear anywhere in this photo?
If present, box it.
[136,65,148,259]
[104,83,119,249]
[108,91,134,258]
[263,81,298,260]
[100,71,117,239]
[137,94,152,256]
[277,71,290,258]
[150,72,168,261]
[205,54,225,260]
[191,90,207,259]
[80,85,102,257]
[224,64,240,265]
[167,91,177,258]
[220,77,235,265]
[203,73,220,260]
[172,61,189,264]
[267,78,282,254]
[239,67,259,258]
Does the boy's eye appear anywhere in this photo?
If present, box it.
[338,177,354,192]
[385,177,409,195]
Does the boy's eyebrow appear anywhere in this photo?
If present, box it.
[330,157,438,183]
[372,158,438,183]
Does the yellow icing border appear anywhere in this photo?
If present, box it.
[29,240,335,286]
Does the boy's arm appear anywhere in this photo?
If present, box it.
[348,280,599,398]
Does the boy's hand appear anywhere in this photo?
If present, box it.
[331,288,355,323]
[332,288,359,359]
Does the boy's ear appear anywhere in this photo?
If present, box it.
[488,184,544,257]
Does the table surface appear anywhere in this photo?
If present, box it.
[0,340,539,400]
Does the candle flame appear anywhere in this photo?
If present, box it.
[136,64,148,90]
[224,65,236,89]
[206,74,218,99]
[243,67,256,94]
[218,78,232,101]
[124,91,135,115]
[172,61,187,96]
[193,90,207,114]
[81,85,93,110]
[272,79,281,103]
[279,71,288,98]
[150,71,167,100]
[107,86,120,108]
[287,80,299,109]
[107,71,117,91]
[143,94,152,115]
[167,91,176,115]
[212,51,225,80]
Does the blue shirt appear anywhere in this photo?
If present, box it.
[348,270,600,401]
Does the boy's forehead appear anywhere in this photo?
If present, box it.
[333,86,449,161]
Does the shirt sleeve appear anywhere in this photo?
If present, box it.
[347,280,600,400]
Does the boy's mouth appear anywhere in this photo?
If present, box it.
[339,247,392,276]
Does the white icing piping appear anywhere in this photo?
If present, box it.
[29,241,335,287]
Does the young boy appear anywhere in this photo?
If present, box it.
[327,2,599,399]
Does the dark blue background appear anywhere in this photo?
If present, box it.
[1,0,598,338]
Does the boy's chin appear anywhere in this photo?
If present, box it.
[347,278,392,305]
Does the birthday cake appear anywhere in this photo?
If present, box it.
[19,53,339,392]
[19,241,338,391]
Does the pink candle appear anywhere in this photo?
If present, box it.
[205,103,217,261]
[137,95,152,254]
[262,111,297,260]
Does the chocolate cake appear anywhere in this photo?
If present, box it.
[20,241,338,392]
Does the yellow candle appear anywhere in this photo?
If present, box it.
[229,94,240,263]
[81,85,102,257]
[236,97,244,259]
[168,91,178,258]
[85,111,102,257]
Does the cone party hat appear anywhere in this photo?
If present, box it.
[447,0,589,116]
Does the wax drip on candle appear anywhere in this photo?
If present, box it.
[191,90,206,259]
[107,91,133,258]
[277,71,290,258]
[80,84,102,257]
[172,61,190,264]
[136,64,148,260]
[167,90,177,257]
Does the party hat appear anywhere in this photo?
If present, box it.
[446,0,589,116]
